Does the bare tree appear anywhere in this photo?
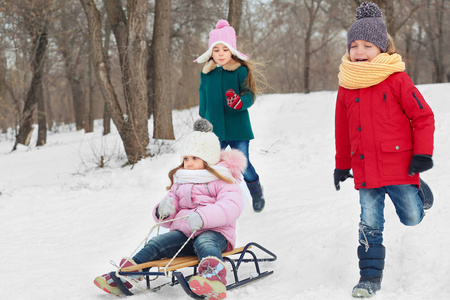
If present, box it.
[421,0,447,83]
[228,0,244,35]
[102,19,112,135]
[303,0,323,93]
[55,3,87,131]
[152,0,174,139]
[13,0,52,149]
[80,0,149,164]
[0,50,8,133]
[290,0,339,93]
[85,35,95,133]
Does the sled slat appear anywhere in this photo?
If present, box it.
[121,246,249,272]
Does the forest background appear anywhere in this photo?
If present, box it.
[0,0,448,164]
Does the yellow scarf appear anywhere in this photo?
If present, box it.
[338,53,405,89]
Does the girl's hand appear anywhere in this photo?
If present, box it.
[187,212,204,231]
[157,197,175,218]
[226,89,243,110]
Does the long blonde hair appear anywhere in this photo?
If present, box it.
[166,161,234,190]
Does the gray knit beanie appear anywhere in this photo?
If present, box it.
[347,2,387,53]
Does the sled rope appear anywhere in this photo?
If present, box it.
[162,229,197,277]
[129,216,185,257]
[112,213,198,292]
[132,196,185,257]
[152,197,198,275]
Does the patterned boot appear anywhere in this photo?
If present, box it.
[245,177,266,212]
[93,258,142,296]
[188,257,227,300]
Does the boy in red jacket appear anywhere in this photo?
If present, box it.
[333,2,435,298]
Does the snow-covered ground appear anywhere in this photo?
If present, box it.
[1,83,449,300]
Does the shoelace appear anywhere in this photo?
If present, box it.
[359,224,370,252]
[199,260,225,284]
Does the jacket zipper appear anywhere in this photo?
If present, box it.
[412,92,423,109]
[205,183,212,197]
[383,93,390,118]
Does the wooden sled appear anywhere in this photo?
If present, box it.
[110,242,277,298]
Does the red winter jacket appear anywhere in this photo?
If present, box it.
[335,72,434,189]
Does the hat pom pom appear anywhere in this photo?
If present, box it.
[356,2,382,19]
[193,118,213,133]
[216,20,229,29]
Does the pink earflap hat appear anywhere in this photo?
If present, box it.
[194,20,249,63]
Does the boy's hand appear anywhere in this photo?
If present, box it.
[408,155,433,176]
[334,168,353,191]
[226,89,243,110]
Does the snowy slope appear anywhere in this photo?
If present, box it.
[1,83,449,300]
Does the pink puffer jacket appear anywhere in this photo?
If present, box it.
[153,149,247,250]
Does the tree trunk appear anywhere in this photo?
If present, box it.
[126,0,150,145]
[146,38,155,117]
[104,0,149,145]
[44,83,53,131]
[103,0,131,111]
[80,0,149,163]
[61,47,86,131]
[175,0,202,110]
[435,0,445,83]
[103,20,112,135]
[152,0,174,140]
[57,18,86,131]
[14,30,48,150]
[36,80,47,146]
[0,51,7,133]
[228,0,243,35]
[71,76,86,131]
[302,0,323,94]
[384,0,395,39]
[423,0,445,83]
[303,37,311,94]
[85,39,94,133]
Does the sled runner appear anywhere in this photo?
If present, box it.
[109,242,277,298]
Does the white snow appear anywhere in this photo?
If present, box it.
[1,83,449,300]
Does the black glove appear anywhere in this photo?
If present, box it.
[334,168,353,191]
[408,155,433,176]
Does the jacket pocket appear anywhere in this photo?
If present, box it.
[380,139,413,176]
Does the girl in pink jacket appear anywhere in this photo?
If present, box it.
[94,119,247,300]
[333,2,435,298]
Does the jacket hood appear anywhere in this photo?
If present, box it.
[217,149,247,180]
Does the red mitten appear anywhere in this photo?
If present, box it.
[226,89,243,110]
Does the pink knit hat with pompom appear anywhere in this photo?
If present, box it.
[194,20,249,63]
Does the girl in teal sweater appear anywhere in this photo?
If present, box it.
[195,20,265,212]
